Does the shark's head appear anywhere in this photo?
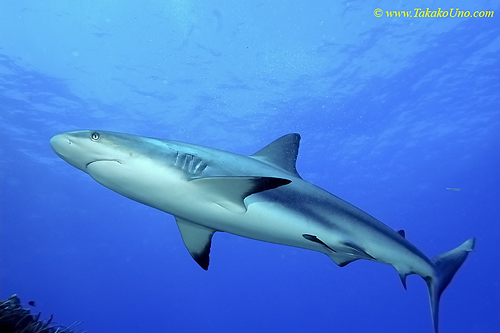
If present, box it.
[50,129,178,184]
[50,130,139,173]
[50,130,184,204]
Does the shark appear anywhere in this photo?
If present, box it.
[50,130,475,332]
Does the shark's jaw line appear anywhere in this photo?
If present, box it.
[50,130,475,333]
[85,159,121,168]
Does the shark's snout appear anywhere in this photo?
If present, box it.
[50,134,70,156]
[50,132,90,171]
[51,130,131,173]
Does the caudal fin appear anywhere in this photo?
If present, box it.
[426,238,475,333]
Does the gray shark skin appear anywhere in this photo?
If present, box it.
[50,130,475,333]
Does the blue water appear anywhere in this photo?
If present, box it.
[1,1,499,332]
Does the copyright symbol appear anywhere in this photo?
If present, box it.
[373,8,383,17]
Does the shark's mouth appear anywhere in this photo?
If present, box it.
[85,159,121,168]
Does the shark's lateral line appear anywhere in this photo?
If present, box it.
[50,130,475,333]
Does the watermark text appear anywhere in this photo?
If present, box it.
[373,8,494,18]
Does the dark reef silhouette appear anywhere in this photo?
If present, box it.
[0,295,84,333]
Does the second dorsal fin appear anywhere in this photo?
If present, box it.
[250,133,301,178]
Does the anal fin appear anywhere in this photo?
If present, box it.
[176,217,216,270]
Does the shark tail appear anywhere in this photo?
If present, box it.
[426,238,475,333]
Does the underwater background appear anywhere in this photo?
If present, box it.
[1,1,499,332]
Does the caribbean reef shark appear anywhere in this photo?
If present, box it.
[50,130,475,332]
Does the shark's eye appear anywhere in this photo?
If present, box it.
[90,132,100,141]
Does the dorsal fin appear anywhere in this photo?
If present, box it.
[397,230,406,238]
[250,133,302,178]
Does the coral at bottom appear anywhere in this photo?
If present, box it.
[0,295,84,333]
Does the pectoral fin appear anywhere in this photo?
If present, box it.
[176,217,216,270]
[190,176,291,213]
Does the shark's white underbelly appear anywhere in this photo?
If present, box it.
[88,159,434,278]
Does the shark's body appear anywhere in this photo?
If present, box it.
[50,130,475,332]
